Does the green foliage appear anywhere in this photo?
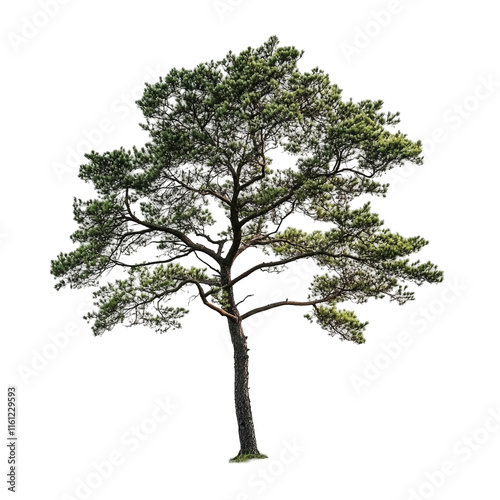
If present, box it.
[305,305,368,344]
[51,35,442,342]
[85,264,211,336]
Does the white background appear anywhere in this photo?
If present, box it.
[1,1,499,499]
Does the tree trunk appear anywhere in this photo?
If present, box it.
[221,264,265,461]
[227,316,262,458]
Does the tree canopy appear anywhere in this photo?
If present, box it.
[51,35,443,344]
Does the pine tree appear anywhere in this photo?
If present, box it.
[51,36,443,461]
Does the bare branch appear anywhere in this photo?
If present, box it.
[108,251,193,268]
[240,293,341,321]
[235,294,254,307]
[193,251,221,276]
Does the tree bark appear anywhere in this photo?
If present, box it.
[227,316,261,456]
[221,265,262,458]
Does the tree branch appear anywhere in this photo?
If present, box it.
[124,188,223,265]
[235,294,254,307]
[225,250,364,290]
[241,293,341,321]
[193,251,221,276]
[109,251,193,268]
[192,281,238,320]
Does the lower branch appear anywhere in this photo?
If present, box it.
[240,293,340,321]
[193,281,238,320]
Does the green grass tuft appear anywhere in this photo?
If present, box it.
[229,453,268,463]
